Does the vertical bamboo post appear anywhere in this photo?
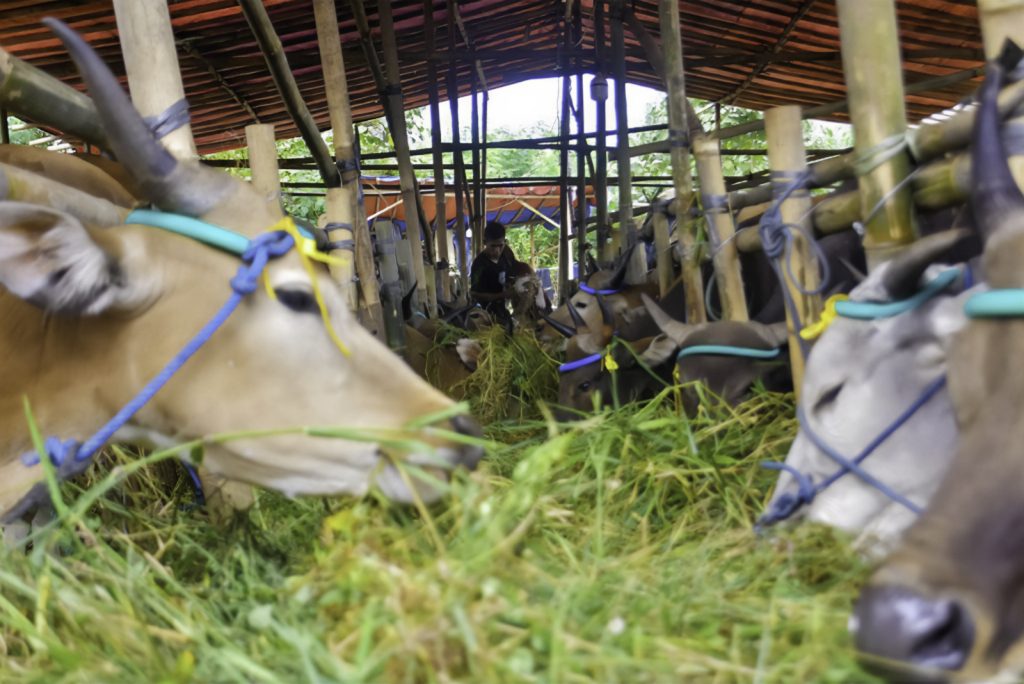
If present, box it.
[375,220,406,352]
[423,0,451,304]
[470,74,483,258]
[836,0,916,270]
[574,8,588,284]
[314,0,381,321]
[245,124,281,203]
[978,0,1024,190]
[658,0,705,323]
[378,0,431,315]
[1,109,8,145]
[593,1,611,267]
[651,208,673,297]
[111,0,198,161]
[610,1,647,284]
[765,106,820,399]
[558,25,572,302]
[693,136,749,321]
[447,1,469,298]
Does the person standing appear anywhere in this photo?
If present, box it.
[470,220,518,326]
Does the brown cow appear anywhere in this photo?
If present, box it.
[852,46,1024,682]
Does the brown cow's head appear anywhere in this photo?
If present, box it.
[0,20,482,519]
[852,43,1024,681]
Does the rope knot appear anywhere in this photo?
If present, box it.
[756,460,817,527]
[21,437,81,467]
[231,231,295,295]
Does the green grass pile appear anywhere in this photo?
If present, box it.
[0,390,878,683]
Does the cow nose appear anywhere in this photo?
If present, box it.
[450,414,484,470]
[853,585,974,676]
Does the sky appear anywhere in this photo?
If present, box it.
[435,74,667,143]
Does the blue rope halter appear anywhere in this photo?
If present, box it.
[578,282,621,296]
[756,266,966,528]
[4,217,299,524]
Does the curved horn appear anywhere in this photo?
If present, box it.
[596,293,614,327]
[607,243,636,290]
[541,313,576,339]
[45,18,234,215]
[882,229,972,299]
[971,39,1024,246]
[642,292,691,345]
[567,300,588,331]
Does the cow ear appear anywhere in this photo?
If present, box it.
[639,333,678,367]
[0,202,138,315]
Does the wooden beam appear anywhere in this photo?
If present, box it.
[659,0,704,323]
[377,0,431,315]
[765,106,819,398]
[837,0,916,269]
[447,0,469,298]
[245,123,281,200]
[558,21,572,303]
[424,0,451,303]
[0,48,107,150]
[314,0,381,322]
[237,0,340,187]
[112,0,197,161]
[694,136,748,321]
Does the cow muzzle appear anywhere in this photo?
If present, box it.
[373,414,484,505]
[852,584,975,681]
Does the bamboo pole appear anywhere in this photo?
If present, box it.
[1,109,7,145]
[573,5,588,283]
[375,220,407,352]
[593,0,610,265]
[111,0,197,161]
[765,106,821,398]
[378,0,431,316]
[693,136,749,321]
[651,207,673,298]
[245,123,281,202]
[313,0,379,320]
[470,73,483,259]
[558,27,572,303]
[237,0,339,187]
[616,67,984,160]
[658,0,705,323]
[836,0,916,270]
[447,2,469,298]
[610,0,646,284]
[0,48,107,150]
[424,0,451,303]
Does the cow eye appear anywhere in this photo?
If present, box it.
[578,381,591,392]
[275,288,319,314]
[574,301,587,309]
[813,384,843,412]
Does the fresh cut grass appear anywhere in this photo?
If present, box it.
[0,385,878,683]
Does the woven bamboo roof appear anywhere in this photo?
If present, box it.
[0,0,983,155]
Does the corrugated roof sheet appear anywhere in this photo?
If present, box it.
[0,1,984,154]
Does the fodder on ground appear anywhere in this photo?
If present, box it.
[0,390,878,683]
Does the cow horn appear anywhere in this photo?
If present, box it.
[567,301,588,331]
[45,18,234,215]
[882,229,972,299]
[607,243,636,290]
[971,39,1024,246]
[642,292,692,345]
[596,293,614,327]
[541,313,576,339]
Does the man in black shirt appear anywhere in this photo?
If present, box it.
[470,221,518,326]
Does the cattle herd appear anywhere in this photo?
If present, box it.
[2,17,1024,684]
